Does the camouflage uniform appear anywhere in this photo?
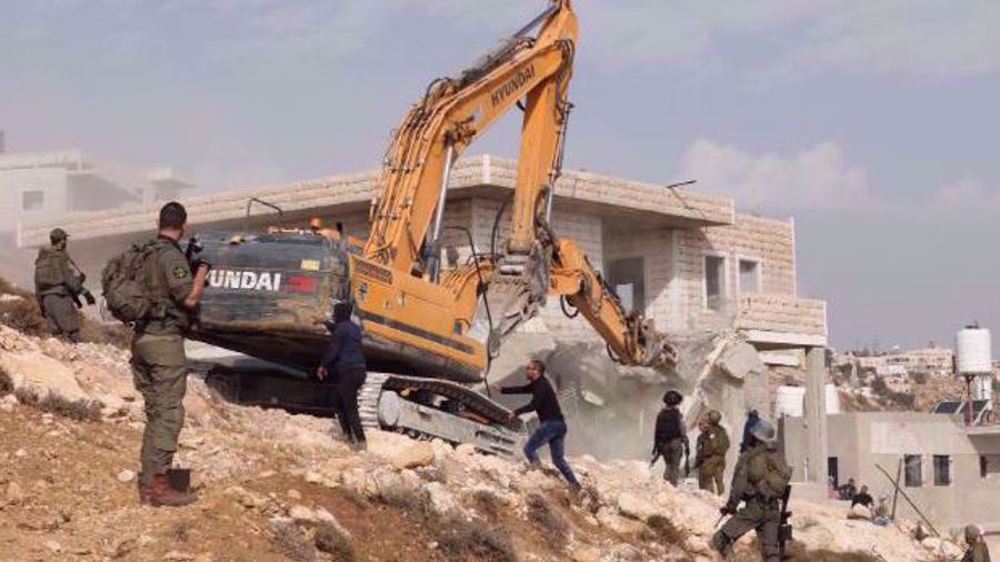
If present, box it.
[34,245,83,341]
[131,236,194,488]
[712,442,792,562]
[696,422,730,495]
[964,542,991,562]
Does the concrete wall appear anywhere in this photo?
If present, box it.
[0,168,68,231]
[783,411,1000,539]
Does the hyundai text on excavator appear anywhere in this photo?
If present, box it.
[190,0,675,457]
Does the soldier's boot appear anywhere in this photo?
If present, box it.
[148,473,197,507]
[137,473,151,505]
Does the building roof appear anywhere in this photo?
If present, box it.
[17,155,734,248]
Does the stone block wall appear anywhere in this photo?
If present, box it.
[672,214,797,332]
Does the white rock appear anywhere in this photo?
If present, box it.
[616,492,659,521]
[288,504,316,522]
[314,508,352,538]
[14,448,27,458]
[455,443,477,457]
[0,350,89,403]
[921,537,963,558]
[424,482,458,515]
[44,540,61,553]
[117,469,137,483]
[5,481,24,503]
[287,489,302,500]
[163,551,196,561]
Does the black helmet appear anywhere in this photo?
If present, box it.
[663,390,683,406]
[49,228,69,244]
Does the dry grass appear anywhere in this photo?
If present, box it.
[471,489,502,520]
[525,493,568,547]
[12,387,103,422]
[0,366,12,395]
[434,516,518,562]
[313,522,356,562]
[0,294,50,337]
[376,483,434,517]
[0,276,128,348]
[272,522,317,562]
[730,540,885,562]
[168,521,193,543]
[643,514,686,545]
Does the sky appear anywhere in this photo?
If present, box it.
[2,0,999,350]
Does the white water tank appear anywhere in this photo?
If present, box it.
[825,383,841,414]
[956,327,992,375]
[775,385,806,418]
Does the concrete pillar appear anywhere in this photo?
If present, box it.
[804,346,828,484]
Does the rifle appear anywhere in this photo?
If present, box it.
[778,484,793,560]
[649,445,663,468]
[184,236,207,273]
[66,257,96,308]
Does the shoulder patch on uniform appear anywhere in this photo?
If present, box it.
[172,265,188,279]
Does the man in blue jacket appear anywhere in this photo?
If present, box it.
[318,302,368,450]
[497,359,580,489]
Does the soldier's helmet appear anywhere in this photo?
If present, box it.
[663,390,683,406]
[49,228,69,244]
[749,417,777,444]
[965,524,982,543]
[707,410,722,424]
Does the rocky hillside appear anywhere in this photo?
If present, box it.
[0,324,965,562]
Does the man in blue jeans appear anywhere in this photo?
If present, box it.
[497,359,580,488]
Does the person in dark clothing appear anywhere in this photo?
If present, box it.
[851,485,873,508]
[318,302,368,450]
[739,409,761,453]
[654,390,689,485]
[497,360,580,488]
[839,478,858,501]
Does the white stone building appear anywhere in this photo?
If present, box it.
[17,155,827,353]
[0,142,193,236]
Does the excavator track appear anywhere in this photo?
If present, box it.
[358,372,526,458]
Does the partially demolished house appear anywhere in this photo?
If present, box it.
[18,155,829,460]
[18,155,827,351]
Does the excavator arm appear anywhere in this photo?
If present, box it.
[550,238,676,366]
[365,0,576,277]
[351,0,674,383]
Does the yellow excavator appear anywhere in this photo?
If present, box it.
[191,0,675,456]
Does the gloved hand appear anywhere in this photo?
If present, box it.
[191,257,213,274]
[82,289,97,306]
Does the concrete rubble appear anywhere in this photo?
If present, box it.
[0,324,957,561]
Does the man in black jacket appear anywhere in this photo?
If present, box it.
[498,359,580,488]
[655,390,689,485]
[318,302,368,450]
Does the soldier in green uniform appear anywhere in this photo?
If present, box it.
[695,409,730,495]
[34,228,84,342]
[964,524,992,562]
[711,416,792,562]
[132,202,209,507]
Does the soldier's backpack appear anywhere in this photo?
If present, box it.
[101,241,160,323]
[746,446,793,500]
[34,250,64,293]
